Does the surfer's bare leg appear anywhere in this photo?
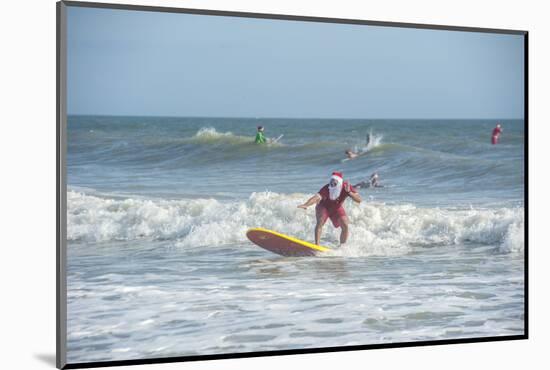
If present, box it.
[314,223,323,246]
[339,216,349,244]
[315,208,328,245]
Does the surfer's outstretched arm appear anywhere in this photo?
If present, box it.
[297,194,321,209]
[349,191,362,203]
[343,182,361,203]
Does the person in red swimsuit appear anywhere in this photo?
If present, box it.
[297,172,362,246]
[492,123,503,145]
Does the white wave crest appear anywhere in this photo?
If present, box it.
[68,191,524,256]
[364,131,383,152]
[194,127,234,138]
[192,127,251,144]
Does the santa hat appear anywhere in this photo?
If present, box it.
[332,172,343,180]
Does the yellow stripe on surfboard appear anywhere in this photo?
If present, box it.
[247,227,330,253]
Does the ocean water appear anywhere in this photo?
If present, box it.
[66,116,525,363]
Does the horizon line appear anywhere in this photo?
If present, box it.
[67,113,524,120]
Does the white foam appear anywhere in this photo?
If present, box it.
[68,191,524,256]
[499,217,525,253]
[194,127,234,139]
[192,127,251,144]
[364,130,383,152]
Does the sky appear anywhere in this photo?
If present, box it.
[67,6,525,119]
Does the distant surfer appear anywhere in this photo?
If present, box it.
[354,172,383,189]
[370,172,381,187]
[345,149,359,160]
[492,123,502,145]
[255,126,283,144]
[345,133,372,160]
[255,126,266,144]
[297,172,362,246]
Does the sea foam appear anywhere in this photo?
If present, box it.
[68,190,524,256]
[191,127,252,144]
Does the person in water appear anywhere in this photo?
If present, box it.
[354,172,382,189]
[492,123,503,145]
[297,172,362,245]
[255,126,266,144]
[345,149,359,160]
[345,132,372,159]
[369,172,380,187]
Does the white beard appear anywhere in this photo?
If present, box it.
[329,176,343,200]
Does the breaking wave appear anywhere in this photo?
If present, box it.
[189,127,252,145]
[68,190,524,256]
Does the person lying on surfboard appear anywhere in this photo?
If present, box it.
[297,172,362,246]
[345,149,359,160]
[354,172,383,189]
[345,132,373,160]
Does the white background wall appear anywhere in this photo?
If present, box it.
[1,0,547,369]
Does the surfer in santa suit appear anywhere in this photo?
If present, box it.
[492,123,503,145]
[297,172,362,246]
